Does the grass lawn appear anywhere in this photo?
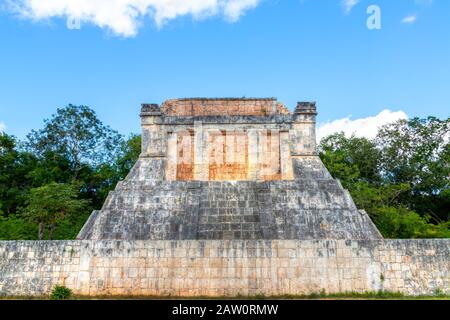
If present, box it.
[2,291,449,300]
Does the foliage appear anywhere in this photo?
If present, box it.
[22,182,90,240]
[26,105,123,178]
[0,106,141,240]
[376,117,450,220]
[372,206,450,239]
[0,215,37,240]
[0,133,37,216]
[116,134,141,180]
[319,133,381,187]
[75,133,141,209]
[50,285,73,300]
[319,118,450,239]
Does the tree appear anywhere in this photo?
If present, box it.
[22,182,90,240]
[78,134,141,208]
[0,215,37,240]
[377,117,449,193]
[319,133,381,188]
[116,134,141,180]
[350,182,411,212]
[0,133,37,216]
[318,128,450,239]
[373,206,450,239]
[26,105,124,178]
[377,117,450,221]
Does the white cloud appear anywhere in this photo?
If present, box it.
[5,0,261,37]
[0,122,5,133]
[341,0,359,14]
[402,14,417,24]
[317,109,408,141]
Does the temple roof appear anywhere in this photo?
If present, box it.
[142,98,291,117]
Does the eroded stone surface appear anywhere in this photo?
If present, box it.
[77,98,382,240]
[0,240,448,297]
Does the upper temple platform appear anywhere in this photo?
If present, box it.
[141,98,317,118]
[77,98,383,241]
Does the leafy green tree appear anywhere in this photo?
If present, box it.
[373,206,450,239]
[26,151,73,186]
[26,105,124,178]
[116,134,141,179]
[319,126,450,239]
[350,182,411,212]
[22,182,90,240]
[0,133,37,216]
[0,215,37,240]
[78,134,141,209]
[377,117,450,221]
[319,133,381,188]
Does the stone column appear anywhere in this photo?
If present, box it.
[140,104,165,157]
[140,104,167,180]
[290,102,318,157]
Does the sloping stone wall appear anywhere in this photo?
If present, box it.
[77,179,382,240]
[1,240,448,297]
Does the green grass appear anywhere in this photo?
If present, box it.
[2,291,449,300]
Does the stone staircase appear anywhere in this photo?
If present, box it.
[78,179,382,240]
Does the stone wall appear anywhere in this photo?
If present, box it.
[77,179,383,240]
[1,240,448,297]
[160,98,291,117]
[139,98,317,181]
[170,129,285,181]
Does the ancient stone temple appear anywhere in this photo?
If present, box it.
[78,98,382,240]
[1,98,449,297]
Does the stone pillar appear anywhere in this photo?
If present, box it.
[140,104,165,157]
[290,102,318,156]
[140,104,167,180]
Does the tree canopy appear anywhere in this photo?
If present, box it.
[0,105,140,240]
[318,117,450,238]
[26,105,124,177]
[22,182,90,240]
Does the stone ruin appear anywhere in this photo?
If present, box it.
[1,98,448,297]
[77,98,382,241]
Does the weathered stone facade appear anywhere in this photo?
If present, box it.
[1,240,448,297]
[1,98,448,297]
[77,98,382,241]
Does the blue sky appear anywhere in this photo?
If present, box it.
[0,0,449,139]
